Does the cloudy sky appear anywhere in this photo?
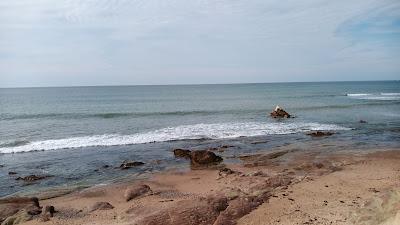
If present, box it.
[0,0,399,87]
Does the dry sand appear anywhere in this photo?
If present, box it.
[3,148,400,225]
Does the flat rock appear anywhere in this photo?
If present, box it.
[307,131,334,137]
[136,196,228,225]
[124,185,152,202]
[120,161,145,169]
[0,197,40,224]
[213,197,264,225]
[89,202,114,212]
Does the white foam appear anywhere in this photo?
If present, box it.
[346,93,371,97]
[0,122,351,154]
[381,93,400,96]
[347,93,400,100]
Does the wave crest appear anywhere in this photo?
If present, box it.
[0,122,351,154]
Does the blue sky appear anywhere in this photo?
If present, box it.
[0,0,399,87]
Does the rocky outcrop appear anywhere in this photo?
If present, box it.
[190,150,223,167]
[124,185,152,202]
[0,197,40,224]
[89,202,114,212]
[173,149,192,158]
[120,161,145,169]
[307,131,334,137]
[270,105,291,118]
[213,197,264,225]
[136,196,228,225]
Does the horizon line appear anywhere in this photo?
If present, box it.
[0,79,398,89]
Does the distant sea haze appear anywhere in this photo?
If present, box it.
[0,81,399,197]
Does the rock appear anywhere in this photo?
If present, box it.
[265,175,292,188]
[0,165,4,168]
[270,105,291,118]
[1,210,33,225]
[213,197,264,225]
[89,202,114,212]
[0,197,40,224]
[136,196,228,225]
[124,185,151,202]
[190,150,223,166]
[119,161,145,169]
[307,131,334,137]
[43,206,56,217]
[218,168,235,177]
[102,165,110,169]
[359,120,367,123]
[15,175,49,182]
[8,172,17,175]
[173,149,192,158]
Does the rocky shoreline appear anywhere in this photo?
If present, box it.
[1,146,399,225]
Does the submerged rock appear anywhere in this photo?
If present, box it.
[359,120,367,123]
[173,149,192,158]
[15,175,49,182]
[124,184,152,202]
[8,172,17,175]
[190,150,223,166]
[270,105,291,118]
[307,131,334,137]
[119,161,145,169]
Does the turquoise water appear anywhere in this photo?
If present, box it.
[0,81,399,196]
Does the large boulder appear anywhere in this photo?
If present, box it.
[173,149,191,158]
[270,105,291,118]
[190,150,223,166]
[124,185,152,202]
[0,197,40,224]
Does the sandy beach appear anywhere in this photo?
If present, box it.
[2,146,399,225]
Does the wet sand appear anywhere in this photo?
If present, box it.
[2,147,400,225]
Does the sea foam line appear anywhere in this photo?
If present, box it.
[0,122,351,154]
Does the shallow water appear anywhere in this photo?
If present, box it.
[0,81,399,197]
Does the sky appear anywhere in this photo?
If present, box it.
[0,0,399,87]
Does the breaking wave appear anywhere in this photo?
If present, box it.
[0,122,351,154]
[347,93,400,100]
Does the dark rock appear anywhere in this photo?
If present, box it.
[190,150,223,166]
[307,131,334,137]
[119,161,145,169]
[359,120,367,123]
[173,149,192,158]
[124,184,152,202]
[15,175,49,182]
[270,105,291,118]
[219,167,235,177]
[102,165,110,169]
[43,205,56,217]
[89,202,114,212]
[8,172,17,175]
[0,165,4,168]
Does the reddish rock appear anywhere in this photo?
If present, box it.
[270,105,291,118]
[0,197,40,223]
[89,202,114,212]
[136,196,228,225]
[124,185,152,202]
[213,197,264,225]
[173,149,192,158]
[190,150,223,166]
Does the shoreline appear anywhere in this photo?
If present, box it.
[1,146,399,225]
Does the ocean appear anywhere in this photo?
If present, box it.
[1,81,399,197]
